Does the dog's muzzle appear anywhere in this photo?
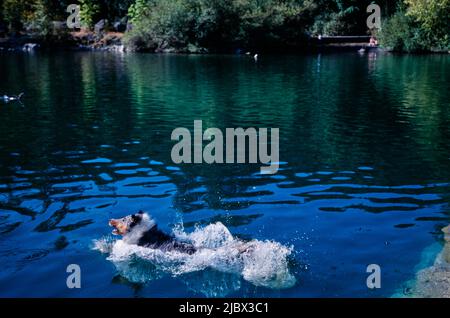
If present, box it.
[109,219,125,235]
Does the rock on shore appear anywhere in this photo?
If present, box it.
[408,226,450,298]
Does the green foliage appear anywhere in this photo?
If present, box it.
[125,0,311,52]
[378,1,449,52]
[404,0,449,49]
[26,0,53,38]
[1,0,72,32]
[127,0,149,23]
[378,11,422,52]
[308,0,374,36]
[2,0,33,31]
[79,0,101,28]
[405,0,449,31]
[103,0,134,20]
[311,10,356,36]
[0,0,448,52]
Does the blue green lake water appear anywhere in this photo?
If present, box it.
[0,51,449,297]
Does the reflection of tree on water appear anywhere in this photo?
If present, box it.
[3,53,450,190]
[1,53,449,223]
[367,52,377,73]
[3,50,450,244]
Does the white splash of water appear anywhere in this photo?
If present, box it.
[93,235,115,254]
[93,222,296,289]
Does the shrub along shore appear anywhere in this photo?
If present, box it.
[0,0,448,53]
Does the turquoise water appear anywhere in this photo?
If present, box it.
[0,52,449,297]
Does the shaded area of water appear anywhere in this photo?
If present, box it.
[0,52,449,297]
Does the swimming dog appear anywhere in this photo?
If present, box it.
[109,211,197,254]
[109,211,256,255]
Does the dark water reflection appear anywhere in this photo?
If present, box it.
[0,52,449,297]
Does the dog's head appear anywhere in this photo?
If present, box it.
[109,211,154,236]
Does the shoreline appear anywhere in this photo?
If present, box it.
[1,32,449,55]
[396,226,450,298]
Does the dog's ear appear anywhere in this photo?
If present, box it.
[132,213,143,222]
[129,213,143,228]
[137,210,144,215]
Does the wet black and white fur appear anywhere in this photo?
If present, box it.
[109,211,197,255]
